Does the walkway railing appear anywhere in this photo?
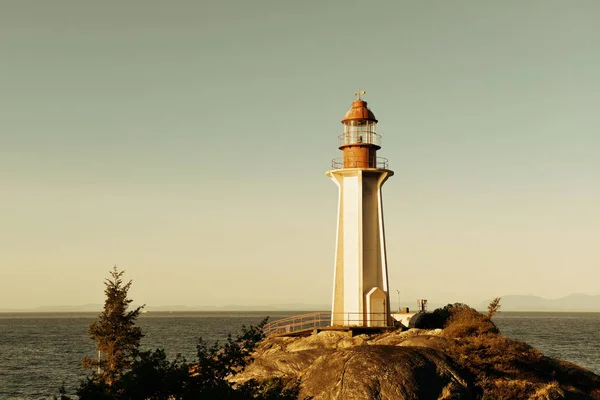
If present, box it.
[263,312,391,336]
[263,312,329,336]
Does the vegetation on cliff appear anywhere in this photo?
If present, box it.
[442,302,600,399]
[57,268,299,400]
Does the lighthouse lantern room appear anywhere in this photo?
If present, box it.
[327,91,393,327]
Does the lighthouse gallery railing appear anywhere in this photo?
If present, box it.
[331,157,389,169]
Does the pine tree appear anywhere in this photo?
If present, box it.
[65,268,297,399]
[82,266,144,386]
[487,297,502,319]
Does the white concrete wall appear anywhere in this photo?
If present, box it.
[342,175,360,322]
[327,168,393,326]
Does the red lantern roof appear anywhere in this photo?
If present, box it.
[341,99,378,123]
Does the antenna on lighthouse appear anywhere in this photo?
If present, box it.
[354,90,366,100]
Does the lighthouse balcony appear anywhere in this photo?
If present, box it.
[331,156,389,170]
[338,132,382,147]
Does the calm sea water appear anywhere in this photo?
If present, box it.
[0,311,598,399]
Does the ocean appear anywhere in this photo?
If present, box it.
[0,311,599,399]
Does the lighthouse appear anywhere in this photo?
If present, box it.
[327,92,393,327]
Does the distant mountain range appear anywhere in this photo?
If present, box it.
[0,303,329,313]
[477,294,600,312]
[0,303,104,313]
[3,295,600,313]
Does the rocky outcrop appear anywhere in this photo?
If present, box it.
[234,329,472,399]
[235,327,600,400]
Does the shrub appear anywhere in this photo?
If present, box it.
[410,302,472,329]
[443,305,498,339]
[441,299,600,399]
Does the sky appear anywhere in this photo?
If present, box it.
[1,0,599,310]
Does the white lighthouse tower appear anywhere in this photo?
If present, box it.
[327,92,393,327]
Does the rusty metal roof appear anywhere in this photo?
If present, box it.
[342,99,378,123]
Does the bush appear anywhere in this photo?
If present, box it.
[441,300,600,399]
[70,317,302,399]
[410,302,475,330]
[443,306,498,339]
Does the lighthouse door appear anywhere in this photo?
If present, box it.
[366,287,387,327]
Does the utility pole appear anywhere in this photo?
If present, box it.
[396,290,401,312]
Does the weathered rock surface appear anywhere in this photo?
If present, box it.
[299,345,469,399]
[234,330,471,399]
[235,327,600,400]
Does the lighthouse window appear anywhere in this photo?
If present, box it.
[342,120,377,146]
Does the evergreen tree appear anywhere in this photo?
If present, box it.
[82,266,144,386]
[56,268,299,399]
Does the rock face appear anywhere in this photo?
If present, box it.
[234,329,471,400]
[235,327,600,400]
[299,345,468,399]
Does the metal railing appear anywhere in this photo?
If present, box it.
[263,312,391,336]
[331,157,389,170]
[338,132,382,147]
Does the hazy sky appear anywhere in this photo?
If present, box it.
[1,0,599,310]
